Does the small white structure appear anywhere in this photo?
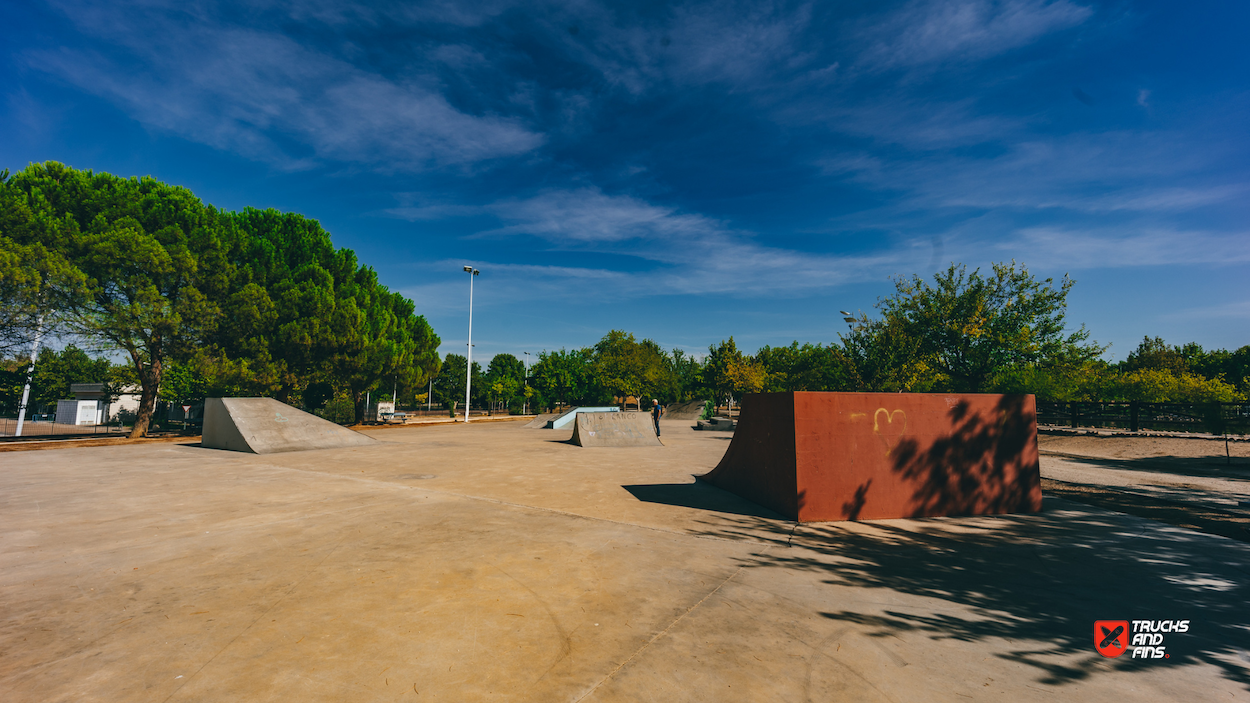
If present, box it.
[55,398,101,425]
[54,383,142,425]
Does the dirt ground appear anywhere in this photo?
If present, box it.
[1038,432,1249,462]
[1037,431,1250,544]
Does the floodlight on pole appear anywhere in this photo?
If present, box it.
[463,266,479,423]
[840,310,856,327]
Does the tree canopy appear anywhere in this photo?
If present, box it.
[0,162,441,432]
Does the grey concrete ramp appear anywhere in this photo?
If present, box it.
[571,411,663,447]
[664,400,709,420]
[522,413,559,428]
[202,397,376,454]
[547,406,620,429]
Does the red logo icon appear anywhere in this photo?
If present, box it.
[1095,620,1129,657]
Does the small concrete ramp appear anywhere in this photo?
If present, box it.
[664,400,709,420]
[523,413,559,428]
[202,397,376,454]
[548,406,620,429]
[571,412,663,447]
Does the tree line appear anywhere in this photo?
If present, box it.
[4,163,1244,433]
[429,263,1248,413]
[0,162,440,435]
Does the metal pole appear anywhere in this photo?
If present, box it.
[464,269,475,423]
[15,318,44,438]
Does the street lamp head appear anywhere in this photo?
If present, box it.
[473,269,479,276]
[463,265,473,272]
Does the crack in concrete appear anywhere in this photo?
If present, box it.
[570,558,760,702]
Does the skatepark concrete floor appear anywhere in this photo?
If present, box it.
[3,420,1249,702]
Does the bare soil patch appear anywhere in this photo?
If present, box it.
[1038,432,1248,461]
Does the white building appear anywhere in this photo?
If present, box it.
[54,383,142,425]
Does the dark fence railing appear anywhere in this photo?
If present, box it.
[1036,401,1250,435]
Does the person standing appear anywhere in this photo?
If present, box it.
[651,398,664,436]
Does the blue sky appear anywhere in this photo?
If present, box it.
[3,0,1248,364]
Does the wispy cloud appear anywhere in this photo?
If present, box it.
[996,227,1250,269]
[31,6,543,169]
[472,188,914,295]
[1167,300,1250,321]
[858,0,1092,69]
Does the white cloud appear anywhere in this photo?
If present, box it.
[30,12,542,170]
[859,0,1092,69]
[1167,300,1250,321]
[469,188,912,296]
[996,227,1250,269]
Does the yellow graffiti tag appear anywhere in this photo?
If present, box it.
[873,408,907,456]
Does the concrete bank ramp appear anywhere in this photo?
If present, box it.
[664,400,709,420]
[202,397,377,454]
[571,412,663,447]
[522,413,560,428]
[547,406,620,429]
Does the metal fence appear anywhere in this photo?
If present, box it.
[0,415,128,439]
[1036,401,1250,435]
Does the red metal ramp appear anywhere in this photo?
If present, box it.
[698,392,1041,522]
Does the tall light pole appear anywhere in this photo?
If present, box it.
[463,265,479,423]
[523,351,531,415]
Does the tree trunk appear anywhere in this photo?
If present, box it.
[129,353,163,439]
[353,391,366,425]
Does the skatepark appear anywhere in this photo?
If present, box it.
[2,403,1249,702]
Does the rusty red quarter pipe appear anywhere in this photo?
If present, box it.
[698,392,1042,522]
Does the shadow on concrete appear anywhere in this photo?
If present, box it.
[623,482,787,520]
[691,497,1250,692]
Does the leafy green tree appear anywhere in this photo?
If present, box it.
[322,265,441,423]
[531,348,595,408]
[1180,343,1250,393]
[754,342,852,392]
[839,316,938,392]
[1,162,229,436]
[433,353,481,413]
[878,262,1102,393]
[664,348,704,402]
[589,331,672,409]
[1121,336,1188,376]
[702,337,744,410]
[0,169,91,356]
[485,354,525,413]
[30,345,113,409]
[215,208,341,400]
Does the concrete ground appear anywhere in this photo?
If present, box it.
[2,420,1248,702]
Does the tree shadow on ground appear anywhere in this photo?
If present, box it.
[1043,453,1250,481]
[622,482,786,520]
[690,497,1250,691]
